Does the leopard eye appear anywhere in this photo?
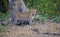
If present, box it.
[32,14,34,16]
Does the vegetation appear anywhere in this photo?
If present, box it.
[25,0,60,22]
[0,0,8,13]
[0,0,9,20]
[0,26,8,33]
[0,0,60,23]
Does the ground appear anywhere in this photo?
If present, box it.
[0,21,60,37]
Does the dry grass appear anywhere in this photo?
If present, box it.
[0,22,60,37]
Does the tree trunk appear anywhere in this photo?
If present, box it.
[9,0,29,24]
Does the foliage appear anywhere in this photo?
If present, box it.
[0,0,8,13]
[35,15,48,22]
[0,26,7,33]
[25,0,60,22]
[1,10,10,19]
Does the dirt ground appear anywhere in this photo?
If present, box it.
[0,21,60,37]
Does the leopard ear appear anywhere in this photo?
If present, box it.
[29,9,37,16]
[33,9,37,11]
[32,9,37,13]
[32,9,37,14]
